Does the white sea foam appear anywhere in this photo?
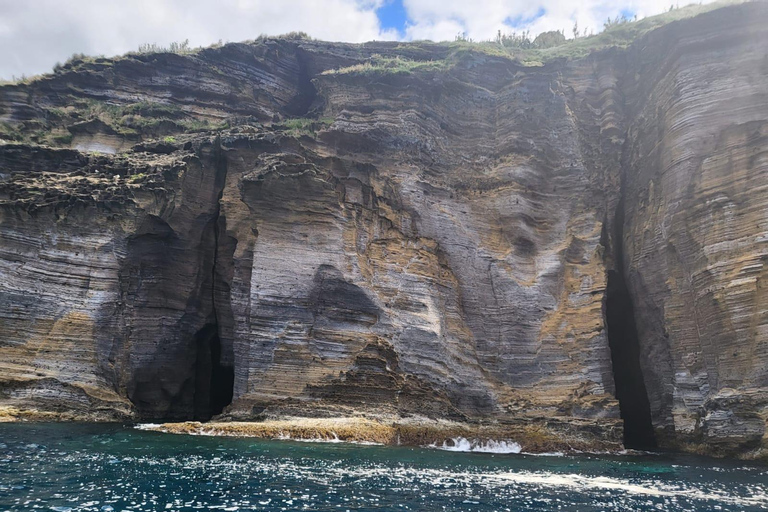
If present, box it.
[430,437,522,454]
[134,423,163,431]
[489,471,768,507]
[276,432,383,446]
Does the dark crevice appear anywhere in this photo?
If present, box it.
[192,323,234,420]
[192,136,234,421]
[606,194,657,450]
[283,49,318,117]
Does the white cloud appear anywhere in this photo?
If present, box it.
[403,0,720,42]
[0,0,396,79]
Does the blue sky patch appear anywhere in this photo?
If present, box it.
[504,7,546,30]
[377,0,408,36]
[620,8,636,20]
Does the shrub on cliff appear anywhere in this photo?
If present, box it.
[137,39,194,54]
[532,30,567,49]
[256,31,313,41]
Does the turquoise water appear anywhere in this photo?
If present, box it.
[1,424,767,511]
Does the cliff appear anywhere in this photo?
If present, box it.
[1,2,767,458]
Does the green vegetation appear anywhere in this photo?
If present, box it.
[322,2,743,76]
[52,52,112,74]
[0,121,73,146]
[0,73,44,85]
[2,1,748,85]
[281,117,334,137]
[47,130,73,145]
[68,99,227,135]
[532,30,567,49]
[127,173,147,183]
[44,32,313,78]
[50,39,199,76]
[0,0,748,149]
[0,122,23,141]
[137,39,195,54]
[457,29,566,49]
[444,41,510,59]
[255,31,313,42]
[0,97,230,149]
[499,0,746,65]
[321,54,451,77]
[425,0,747,67]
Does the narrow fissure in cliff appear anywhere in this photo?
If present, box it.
[605,199,657,449]
[192,137,234,421]
[192,323,234,420]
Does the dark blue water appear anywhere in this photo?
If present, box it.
[1,424,767,511]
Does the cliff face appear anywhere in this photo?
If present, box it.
[621,5,768,456]
[1,3,767,458]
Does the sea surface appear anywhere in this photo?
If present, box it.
[1,423,767,511]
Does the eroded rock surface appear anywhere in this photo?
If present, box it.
[621,5,768,457]
[1,3,767,457]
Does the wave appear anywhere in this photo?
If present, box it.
[133,423,163,431]
[429,437,522,454]
[276,432,383,446]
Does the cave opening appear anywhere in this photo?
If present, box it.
[192,323,234,421]
[605,268,657,449]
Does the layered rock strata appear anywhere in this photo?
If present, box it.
[621,4,768,457]
[0,2,766,458]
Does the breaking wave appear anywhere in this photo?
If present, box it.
[429,437,522,454]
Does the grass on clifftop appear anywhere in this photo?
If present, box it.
[316,0,747,75]
[510,0,747,65]
[0,1,749,86]
[432,0,747,66]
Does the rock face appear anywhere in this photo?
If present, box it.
[621,5,768,456]
[1,3,767,457]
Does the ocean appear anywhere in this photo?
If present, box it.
[0,423,766,511]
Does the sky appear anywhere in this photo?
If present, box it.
[0,0,718,80]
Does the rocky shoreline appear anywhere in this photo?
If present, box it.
[0,406,623,454]
[138,416,624,454]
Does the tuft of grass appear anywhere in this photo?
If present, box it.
[48,130,73,145]
[280,117,334,137]
[254,31,314,43]
[0,122,23,142]
[0,73,45,86]
[447,41,512,59]
[322,54,452,77]
[71,99,226,135]
[137,39,196,55]
[163,136,177,143]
